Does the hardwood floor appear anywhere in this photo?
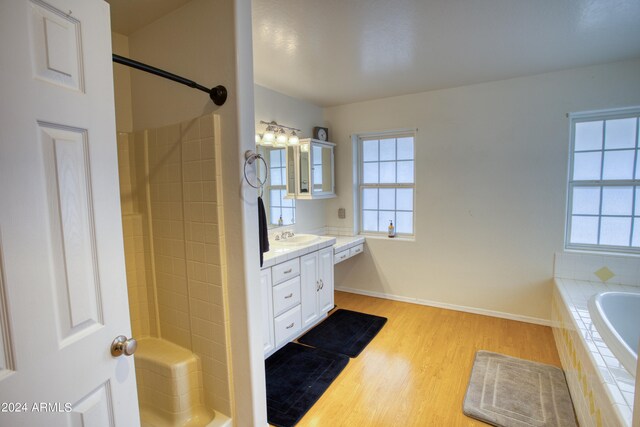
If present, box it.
[292,291,561,427]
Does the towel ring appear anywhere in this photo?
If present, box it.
[244,150,268,189]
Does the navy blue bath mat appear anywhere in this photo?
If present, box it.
[297,309,387,358]
[266,342,349,427]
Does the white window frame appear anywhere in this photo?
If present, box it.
[566,106,640,254]
[355,129,416,237]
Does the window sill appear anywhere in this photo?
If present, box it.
[359,233,415,242]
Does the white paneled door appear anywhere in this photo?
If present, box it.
[0,0,139,426]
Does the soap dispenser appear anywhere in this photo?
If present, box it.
[278,215,284,226]
[388,220,396,238]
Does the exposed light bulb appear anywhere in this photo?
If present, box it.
[276,132,288,145]
[263,130,275,142]
[255,134,261,144]
[288,131,299,145]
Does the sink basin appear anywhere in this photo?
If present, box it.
[588,292,640,377]
[272,234,320,246]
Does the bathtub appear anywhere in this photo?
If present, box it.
[589,292,640,378]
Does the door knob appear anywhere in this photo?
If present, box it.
[111,335,137,357]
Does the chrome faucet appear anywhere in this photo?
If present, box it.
[274,231,294,241]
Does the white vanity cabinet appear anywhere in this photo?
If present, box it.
[300,246,334,328]
[261,245,334,357]
[259,268,275,354]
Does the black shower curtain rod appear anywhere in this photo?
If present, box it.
[112,54,228,106]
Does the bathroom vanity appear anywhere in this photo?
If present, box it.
[260,236,336,357]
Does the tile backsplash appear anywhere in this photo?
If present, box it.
[554,252,640,286]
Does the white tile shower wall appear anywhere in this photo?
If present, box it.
[181,114,231,415]
[554,252,640,286]
[118,133,153,338]
[147,125,193,350]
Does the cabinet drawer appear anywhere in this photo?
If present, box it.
[334,249,349,264]
[272,258,300,285]
[272,276,301,317]
[349,244,364,257]
[274,305,302,347]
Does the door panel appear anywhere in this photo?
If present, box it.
[0,0,139,425]
[299,253,318,328]
[317,247,334,314]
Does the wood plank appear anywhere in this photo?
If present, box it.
[287,291,561,426]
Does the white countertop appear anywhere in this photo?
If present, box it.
[332,235,365,253]
[262,236,336,268]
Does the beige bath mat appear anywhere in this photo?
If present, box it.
[463,351,577,427]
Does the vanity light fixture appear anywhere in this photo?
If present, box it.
[257,121,302,146]
[288,130,299,145]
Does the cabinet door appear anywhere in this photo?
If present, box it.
[260,268,275,355]
[300,252,319,328]
[318,247,335,314]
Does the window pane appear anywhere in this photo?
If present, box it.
[636,188,640,216]
[362,210,378,232]
[397,137,414,160]
[271,168,282,185]
[397,188,413,211]
[270,207,281,225]
[380,162,396,183]
[573,152,602,180]
[397,161,414,183]
[602,186,633,216]
[363,162,379,183]
[633,219,640,247]
[363,140,378,161]
[396,211,413,234]
[600,217,631,246]
[575,121,603,151]
[572,187,600,215]
[362,188,378,210]
[605,118,637,149]
[602,150,634,180]
[270,189,280,205]
[281,208,295,225]
[379,211,395,232]
[380,138,396,161]
[270,149,283,167]
[570,216,599,244]
[379,188,395,210]
[282,191,294,207]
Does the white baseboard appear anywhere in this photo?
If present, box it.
[335,286,551,327]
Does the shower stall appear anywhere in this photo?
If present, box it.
[116,113,232,426]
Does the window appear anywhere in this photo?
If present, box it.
[268,149,295,226]
[566,108,640,253]
[357,132,415,236]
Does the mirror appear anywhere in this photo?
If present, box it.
[295,139,334,198]
[312,144,333,194]
[257,145,296,228]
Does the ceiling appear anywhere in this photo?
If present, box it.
[253,0,640,107]
[106,0,640,107]
[106,0,191,35]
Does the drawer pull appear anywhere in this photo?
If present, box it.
[284,293,293,299]
[286,322,295,329]
[319,279,324,290]
[283,268,292,274]
[340,254,347,259]
[354,248,361,253]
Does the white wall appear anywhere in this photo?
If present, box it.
[324,59,640,323]
[253,84,327,232]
